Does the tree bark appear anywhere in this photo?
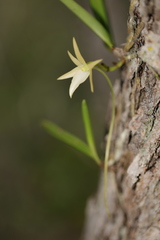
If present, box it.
[82,0,160,239]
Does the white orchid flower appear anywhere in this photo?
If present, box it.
[57,38,102,98]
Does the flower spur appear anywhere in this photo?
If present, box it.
[57,38,102,98]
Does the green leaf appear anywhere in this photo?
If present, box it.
[89,0,114,45]
[42,120,93,159]
[60,0,114,49]
[81,100,101,165]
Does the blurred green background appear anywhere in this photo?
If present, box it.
[0,0,128,239]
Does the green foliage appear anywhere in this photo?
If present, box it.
[60,0,114,49]
[81,100,101,165]
[89,0,114,45]
[42,100,101,165]
[42,120,93,158]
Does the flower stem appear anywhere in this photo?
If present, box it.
[94,67,115,215]
[98,59,125,72]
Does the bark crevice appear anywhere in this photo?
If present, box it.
[82,0,160,239]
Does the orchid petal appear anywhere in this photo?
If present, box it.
[57,38,102,97]
[68,51,81,66]
[69,70,90,98]
[87,59,102,70]
[73,38,86,65]
[57,67,79,80]
[89,70,94,92]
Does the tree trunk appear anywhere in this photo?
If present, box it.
[82,0,160,239]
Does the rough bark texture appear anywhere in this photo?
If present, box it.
[82,0,160,239]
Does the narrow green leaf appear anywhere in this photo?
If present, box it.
[60,0,114,49]
[42,120,93,158]
[89,0,114,45]
[81,100,101,165]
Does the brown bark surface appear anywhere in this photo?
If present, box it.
[82,0,160,239]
